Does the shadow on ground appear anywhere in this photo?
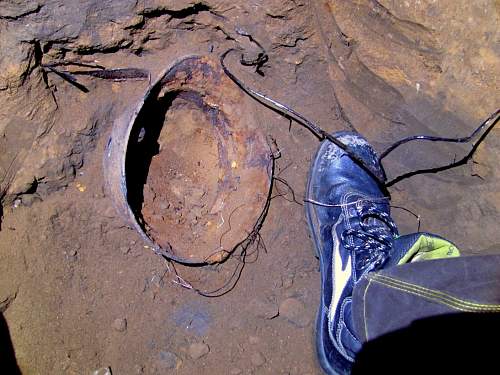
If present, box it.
[0,312,21,374]
[354,312,500,374]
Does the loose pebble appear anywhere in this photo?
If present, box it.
[76,183,86,192]
[251,298,279,319]
[279,298,311,328]
[21,194,42,207]
[92,367,112,375]
[250,351,266,367]
[248,336,260,345]
[112,318,127,332]
[157,351,179,370]
[188,342,210,360]
[282,274,294,289]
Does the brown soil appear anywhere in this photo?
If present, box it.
[143,99,224,255]
[141,95,269,263]
[0,0,499,374]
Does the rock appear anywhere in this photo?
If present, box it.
[134,364,144,374]
[92,367,112,375]
[158,201,170,211]
[250,351,266,367]
[248,336,260,345]
[229,368,242,375]
[282,274,294,289]
[188,342,210,360]
[112,318,127,332]
[157,351,179,370]
[21,194,42,207]
[150,274,165,289]
[68,249,78,257]
[0,1,40,20]
[251,298,279,320]
[0,292,17,313]
[120,245,130,254]
[185,187,206,205]
[279,298,311,328]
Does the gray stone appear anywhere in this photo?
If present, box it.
[248,335,260,345]
[120,245,130,254]
[279,298,311,328]
[112,318,127,332]
[251,298,279,320]
[282,274,294,289]
[92,367,112,375]
[250,351,266,367]
[0,1,40,20]
[157,351,179,370]
[21,194,42,207]
[188,342,210,360]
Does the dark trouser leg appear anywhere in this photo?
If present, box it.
[351,254,500,373]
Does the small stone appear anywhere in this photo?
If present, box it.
[134,364,144,374]
[158,201,170,210]
[279,298,311,328]
[250,351,266,367]
[251,298,279,319]
[21,194,42,207]
[229,368,242,375]
[151,274,163,288]
[282,274,294,289]
[188,342,210,360]
[68,249,78,257]
[120,246,130,254]
[92,367,112,375]
[187,187,206,202]
[248,336,260,345]
[157,351,179,370]
[112,318,127,332]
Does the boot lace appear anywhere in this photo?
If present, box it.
[341,204,398,277]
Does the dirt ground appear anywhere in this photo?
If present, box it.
[0,0,499,374]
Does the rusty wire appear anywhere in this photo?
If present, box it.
[220,47,500,193]
[163,143,277,298]
[220,48,390,195]
[41,61,150,93]
[384,109,500,187]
